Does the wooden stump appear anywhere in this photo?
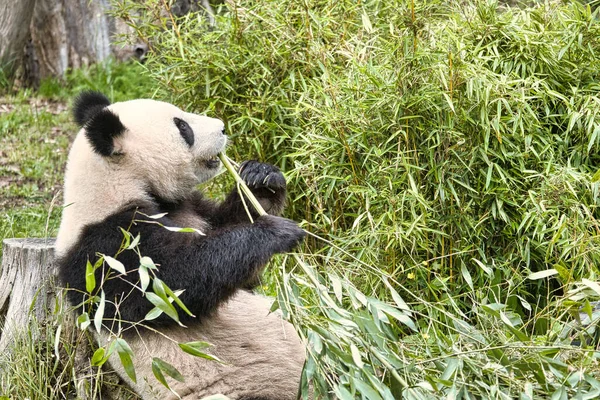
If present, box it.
[0,238,57,352]
[0,238,137,399]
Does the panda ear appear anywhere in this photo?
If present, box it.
[73,91,111,126]
[85,108,126,157]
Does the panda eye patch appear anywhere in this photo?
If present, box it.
[174,117,194,147]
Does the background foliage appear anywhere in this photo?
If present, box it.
[114,0,600,398]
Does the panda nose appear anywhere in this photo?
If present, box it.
[221,127,226,135]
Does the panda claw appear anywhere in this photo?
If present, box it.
[238,160,285,191]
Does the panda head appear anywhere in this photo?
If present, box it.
[72,91,227,201]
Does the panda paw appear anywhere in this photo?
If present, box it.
[239,160,286,191]
[256,215,306,253]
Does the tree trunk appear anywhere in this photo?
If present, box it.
[0,238,57,352]
[0,0,37,75]
[26,0,115,87]
[1,0,218,87]
[1,0,147,88]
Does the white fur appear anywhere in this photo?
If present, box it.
[56,99,226,257]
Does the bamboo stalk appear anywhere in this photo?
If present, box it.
[218,153,268,216]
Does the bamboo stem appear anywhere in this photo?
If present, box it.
[218,153,267,216]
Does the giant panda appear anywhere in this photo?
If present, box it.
[55,91,307,399]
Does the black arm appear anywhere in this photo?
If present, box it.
[58,206,304,326]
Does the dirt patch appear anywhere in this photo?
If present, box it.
[0,96,68,115]
[0,151,21,187]
[30,97,68,115]
[0,102,15,114]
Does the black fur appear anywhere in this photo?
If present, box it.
[174,117,194,147]
[85,108,126,156]
[58,162,304,326]
[73,91,111,126]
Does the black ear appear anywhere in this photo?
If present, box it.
[73,91,111,126]
[85,108,126,156]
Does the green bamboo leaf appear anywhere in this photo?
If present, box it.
[119,227,131,248]
[140,256,157,270]
[461,264,474,290]
[334,385,355,400]
[472,258,493,277]
[145,306,163,321]
[151,359,169,389]
[94,290,105,333]
[152,357,185,382]
[269,299,280,313]
[329,273,343,304]
[144,289,184,321]
[128,233,141,250]
[162,282,194,317]
[115,338,136,383]
[352,377,383,400]
[146,292,181,324]
[350,344,364,369]
[179,342,221,362]
[499,312,528,342]
[146,212,168,219]
[91,347,106,367]
[85,260,96,293]
[582,279,600,296]
[528,269,558,280]
[139,264,150,292]
[369,299,417,331]
[383,278,411,312]
[152,277,168,299]
[104,255,127,275]
[77,312,90,330]
[164,226,204,235]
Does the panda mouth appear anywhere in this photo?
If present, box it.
[203,156,220,169]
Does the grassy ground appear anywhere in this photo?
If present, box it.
[0,93,71,242]
[0,61,154,249]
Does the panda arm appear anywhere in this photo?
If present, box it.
[59,206,304,325]
[193,161,288,226]
[141,213,302,320]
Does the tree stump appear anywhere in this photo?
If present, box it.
[0,238,57,352]
[0,238,137,399]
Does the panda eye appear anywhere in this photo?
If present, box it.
[174,117,194,147]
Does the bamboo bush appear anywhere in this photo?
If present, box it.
[109,0,600,398]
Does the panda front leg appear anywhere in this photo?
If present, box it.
[238,160,287,215]
[216,160,288,224]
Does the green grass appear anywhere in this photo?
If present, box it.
[0,60,154,249]
[0,94,72,242]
